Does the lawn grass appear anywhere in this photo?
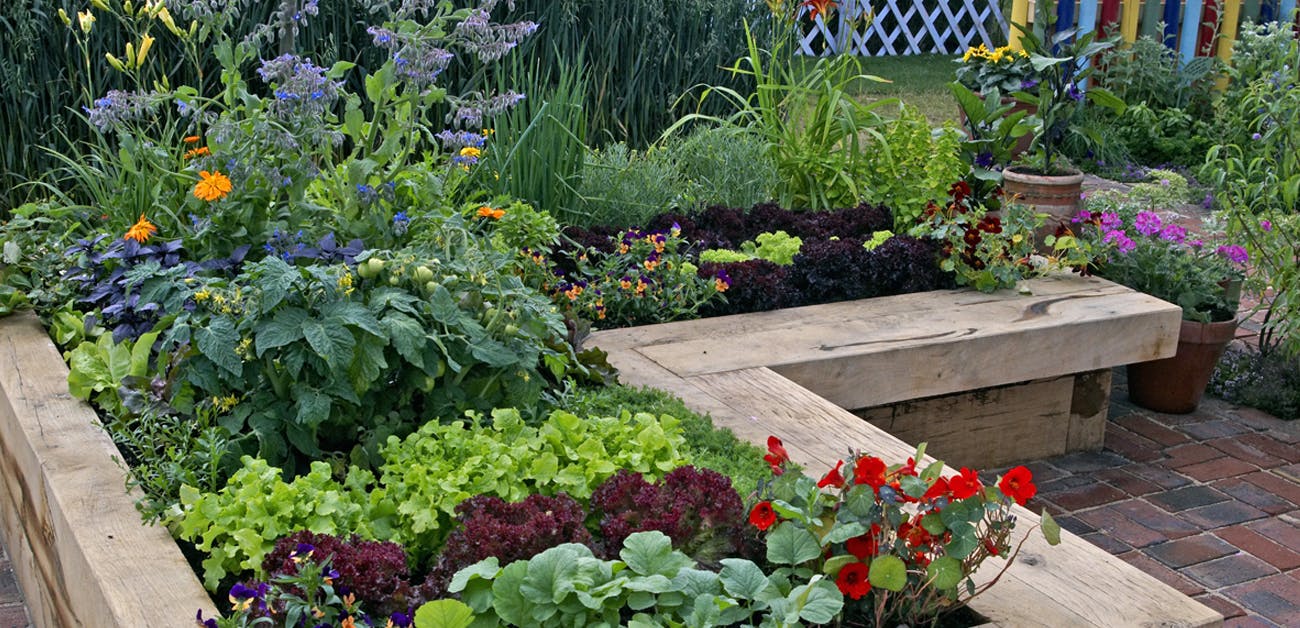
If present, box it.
[851,53,963,126]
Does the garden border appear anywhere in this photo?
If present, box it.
[587,273,1223,627]
[0,312,217,627]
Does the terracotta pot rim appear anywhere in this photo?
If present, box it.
[1002,166,1085,185]
[1178,316,1239,344]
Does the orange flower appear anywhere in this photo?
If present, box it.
[123,214,158,242]
[184,146,210,160]
[802,0,838,21]
[476,205,506,220]
[183,135,201,144]
[193,170,232,201]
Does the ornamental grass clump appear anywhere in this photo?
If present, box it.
[750,436,1061,626]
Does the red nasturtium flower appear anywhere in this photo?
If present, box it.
[983,537,1001,557]
[749,501,777,531]
[998,465,1037,505]
[948,467,982,500]
[764,436,790,475]
[817,460,846,489]
[854,455,888,489]
[922,476,950,502]
[835,561,871,600]
[845,526,880,560]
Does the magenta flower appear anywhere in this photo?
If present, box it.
[1134,211,1162,236]
[1100,212,1122,230]
[1103,229,1137,254]
[1158,224,1187,243]
[1261,219,1273,232]
[1071,210,1093,224]
[1216,245,1249,265]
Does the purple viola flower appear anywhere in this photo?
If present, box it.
[389,611,414,627]
[1133,211,1162,236]
[1216,245,1249,265]
[1158,224,1187,243]
[1103,229,1137,254]
[974,151,995,168]
[195,609,218,628]
[1020,78,1039,90]
[1067,83,1084,102]
[1251,132,1263,140]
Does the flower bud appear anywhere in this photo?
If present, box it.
[91,0,109,9]
[58,8,71,27]
[124,43,137,69]
[136,35,154,66]
[105,52,127,72]
[122,0,133,15]
[157,7,181,36]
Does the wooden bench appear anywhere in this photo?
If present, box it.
[587,273,1222,627]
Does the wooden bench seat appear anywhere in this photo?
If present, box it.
[586,274,1220,627]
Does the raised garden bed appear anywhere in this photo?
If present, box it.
[0,275,1220,626]
[586,273,1222,626]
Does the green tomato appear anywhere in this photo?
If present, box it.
[424,281,440,294]
[366,258,386,275]
[413,266,435,283]
[503,324,519,336]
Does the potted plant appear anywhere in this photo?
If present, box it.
[1072,199,1248,413]
[1003,0,1123,224]
[953,44,1039,157]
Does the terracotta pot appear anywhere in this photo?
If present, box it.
[1126,317,1239,414]
[1000,166,1084,247]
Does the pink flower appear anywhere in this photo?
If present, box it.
[1158,224,1187,243]
[1134,211,1162,236]
[1261,219,1273,232]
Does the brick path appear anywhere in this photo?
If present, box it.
[1007,371,1300,627]
[0,537,32,628]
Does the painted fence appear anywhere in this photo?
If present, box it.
[798,0,1299,58]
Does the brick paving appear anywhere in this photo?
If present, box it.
[0,537,32,628]
[1004,372,1300,627]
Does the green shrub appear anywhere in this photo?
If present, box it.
[174,408,692,590]
[574,143,684,228]
[1210,345,1300,420]
[862,105,966,230]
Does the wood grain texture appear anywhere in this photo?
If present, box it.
[687,368,1221,628]
[593,274,1182,409]
[0,312,216,627]
[1068,369,1113,451]
[851,377,1074,469]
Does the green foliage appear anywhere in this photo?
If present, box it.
[698,248,756,264]
[702,231,804,266]
[0,200,84,317]
[556,384,771,497]
[574,143,684,228]
[174,408,692,589]
[862,105,966,229]
[1129,169,1192,208]
[445,531,843,627]
[1097,102,1214,168]
[670,125,781,211]
[168,248,569,472]
[476,61,587,221]
[863,230,895,252]
[670,22,891,211]
[508,0,765,148]
[1211,345,1300,420]
[1096,35,1218,111]
[66,329,159,416]
[1203,19,1300,354]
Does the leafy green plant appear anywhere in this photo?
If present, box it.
[444,531,843,627]
[166,247,569,472]
[174,408,691,589]
[861,105,966,229]
[670,21,891,211]
[954,43,1036,94]
[701,231,804,266]
[574,142,685,229]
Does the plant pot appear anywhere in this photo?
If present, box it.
[1000,166,1084,245]
[1126,317,1239,414]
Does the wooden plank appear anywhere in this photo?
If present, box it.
[1068,369,1112,451]
[625,280,1181,409]
[684,367,1222,628]
[0,312,216,627]
[852,377,1075,469]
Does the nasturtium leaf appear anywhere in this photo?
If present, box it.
[766,521,823,566]
[921,512,947,536]
[719,558,770,599]
[770,500,806,524]
[899,475,930,499]
[844,485,876,518]
[869,555,908,592]
[945,521,978,559]
[1042,509,1062,546]
[825,521,869,544]
[926,556,964,591]
[920,460,945,482]
[940,500,970,528]
[413,599,475,628]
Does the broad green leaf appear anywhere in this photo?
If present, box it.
[323,300,385,338]
[869,555,907,592]
[470,337,521,368]
[898,475,929,499]
[302,319,356,366]
[257,306,310,356]
[621,531,693,577]
[195,316,242,376]
[295,389,331,428]
[256,257,298,312]
[926,556,964,591]
[719,558,769,600]
[1042,510,1062,546]
[129,330,159,377]
[793,578,844,624]
[623,574,674,594]
[921,513,947,536]
[382,311,427,370]
[413,599,474,628]
[66,340,111,399]
[946,521,978,559]
[490,561,534,626]
[520,545,588,605]
[825,521,868,545]
[672,568,722,600]
[844,485,876,517]
[766,521,822,566]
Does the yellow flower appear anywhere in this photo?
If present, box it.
[193,170,232,201]
[77,10,96,33]
[136,34,155,66]
[460,146,481,159]
[124,214,158,242]
[194,289,211,302]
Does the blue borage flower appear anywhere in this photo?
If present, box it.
[256,54,344,119]
[84,89,157,132]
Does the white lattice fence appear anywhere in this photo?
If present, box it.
[796,0,1009,56]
